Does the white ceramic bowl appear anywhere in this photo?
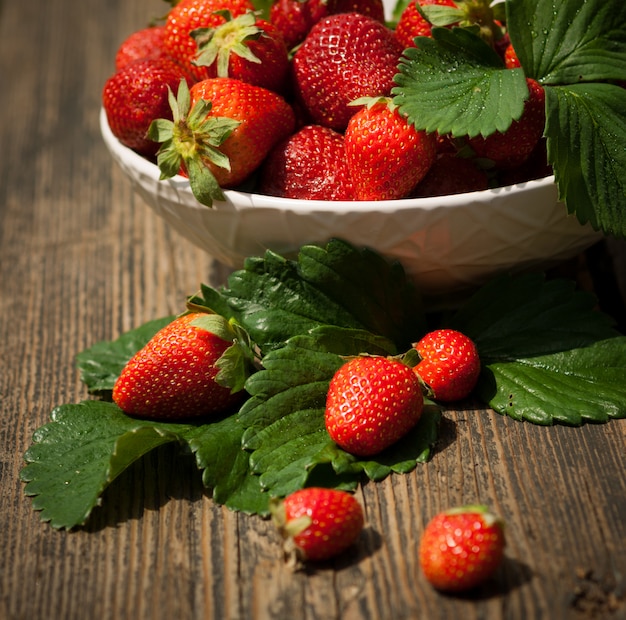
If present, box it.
[100,108,601,301]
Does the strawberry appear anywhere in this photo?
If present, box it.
[292,12,404,131]
[269,0,384,50]
[148,78,295,206]
[162,0,254,83]
[112,313,244,420]
[259,124,356,200]
[419,505,506,592]
[413,328,480,402]
[395,0,458,50]
[344,98,437,200]
[102,57,190,157]
[191,11,290,93]
[325,356,424,457]
[504,42,521,69]
[115,25,168,71]
[269,0,333,50]
[270,488,364,563]
[412,153,489,197]
[467,78,546,169]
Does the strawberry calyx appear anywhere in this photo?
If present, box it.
[444,503,504,529]
[147,78,240,206]
[417,0,505,47]
[192,10,266,77]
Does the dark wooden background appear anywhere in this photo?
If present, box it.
[1,0,624,618]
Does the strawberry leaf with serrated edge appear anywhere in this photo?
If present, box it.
[393,27,528,138]
[188,239,426,355]
[545,83,626,235]
[21,401,194,529]
[449,273,625,425]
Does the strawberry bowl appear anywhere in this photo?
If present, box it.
[100,108,601,301]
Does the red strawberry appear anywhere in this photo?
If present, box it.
[148,78,295,206]
[162,0,254,83]
[271,488,364,563]
[467,78,546,169]
[419,505,506,592]
[292,13,404,131]
[504,42,521,69]
[269,0,384,50]
[325,356,424,457]
[269,0,333,50]
[102,57,190,157]
[344,98,437,200]
[395,0,458,50]
[412,153,489,197]
[115,25,168,71]
[112,313,244,420]
[413,328,480,402]
[259,124,356,200]
[332,0,385,22]
[192,11,290,93]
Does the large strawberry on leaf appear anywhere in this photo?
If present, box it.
[112,313,248,420]
[148,77,295,206]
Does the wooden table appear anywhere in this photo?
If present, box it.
[1,0,625,618]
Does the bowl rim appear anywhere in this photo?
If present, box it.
[100,106,558,214]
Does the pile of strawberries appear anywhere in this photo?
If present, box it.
[111,307,504,586]
[102,0,551,205]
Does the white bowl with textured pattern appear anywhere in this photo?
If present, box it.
[100,108,601,300]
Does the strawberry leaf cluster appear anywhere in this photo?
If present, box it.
[21,239,626,529]
[392,0,626,236]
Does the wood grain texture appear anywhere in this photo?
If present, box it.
[1,0,625,619]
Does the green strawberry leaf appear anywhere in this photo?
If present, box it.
[449,273,625,425]
[188,239,426,355]
[76,316,175,392]
[186,414,269,515]
[393,27,529,138]
[506,0,626,85]
[21,401,193,529]
[545,83,626,236]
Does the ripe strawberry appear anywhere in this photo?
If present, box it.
[192,11,290,93]
[271,488,364,563]
[269,0,333,50]
[467,78,546,169]
[112,313,243,420]
[419,505,506,592]
[102,57,190,157]
[413,328,480,402]
[115,25,168,71]
[332,0,385,22]
[344,98,437,200]
[148,78,295,206]
[162,0,254,83]
[504,42,521,69]
[259,125,356,200]
[325,356,424,457]
[412,153,489,197]
[395,0,457,50]
[292,13,404,130]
